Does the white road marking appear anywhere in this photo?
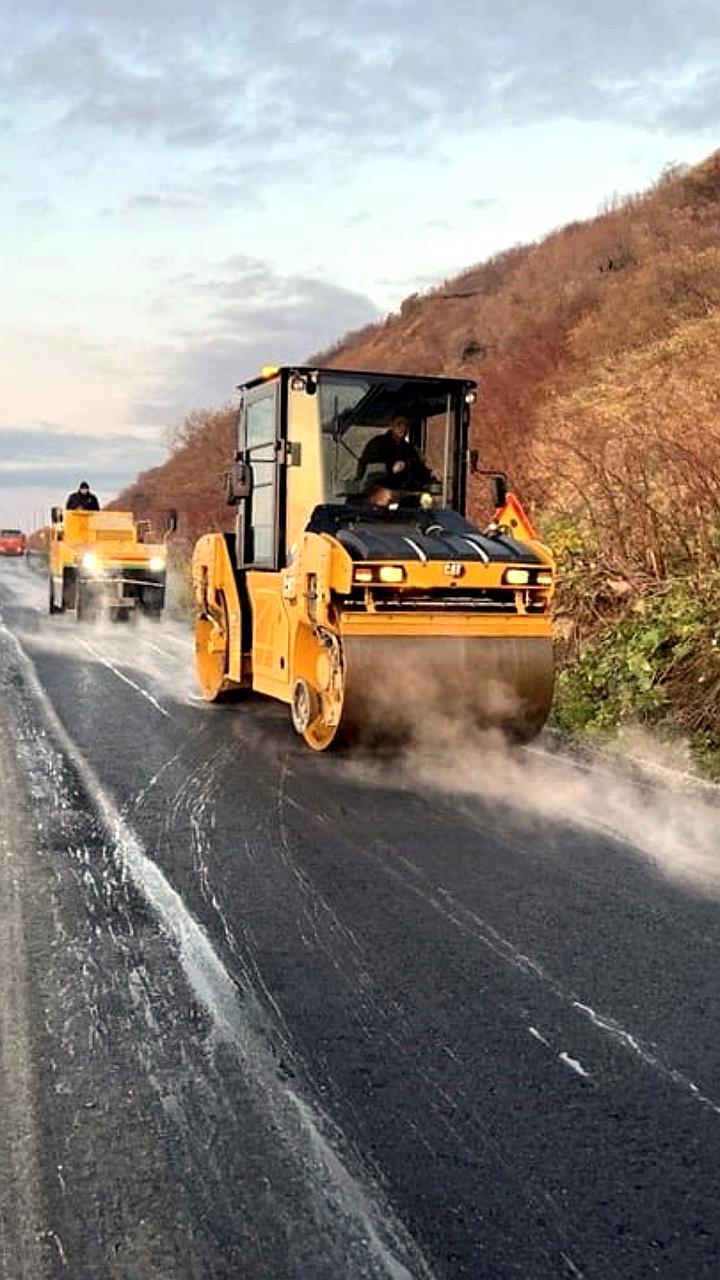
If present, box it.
[137,636,177,658]
[531,1028,592,1081]
[366,852,720,1119]
[571,1001,720,1112]
[1,619,436,1280]
[80,639,171,719]
[560,1251,586,1279]
[558,1052,591,1080]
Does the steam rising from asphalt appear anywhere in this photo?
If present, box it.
[415,734,719,894]
[345,654,720,899]
[3,560,718,896]
[0,560,194,698]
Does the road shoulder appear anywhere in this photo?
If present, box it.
[0,687,62,1279]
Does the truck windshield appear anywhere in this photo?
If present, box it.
[318,374,462,510]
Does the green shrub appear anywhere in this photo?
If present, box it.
[551,565,720,777]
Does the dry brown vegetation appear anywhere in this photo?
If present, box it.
[112,150,720,767]
[116,151,720,562]
[109,406,236,554]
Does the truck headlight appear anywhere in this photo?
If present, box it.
[503,568,530,586]
[81,552,99,572]
[149,556,166,572]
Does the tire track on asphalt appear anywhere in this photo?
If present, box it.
[274,770,609,1280]
[0,615,437,1280]
[364,832,720,1120]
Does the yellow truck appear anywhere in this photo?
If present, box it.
[48,507,173,621]
[192,365,555,749]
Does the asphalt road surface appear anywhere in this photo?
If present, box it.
[1,556,719,1280]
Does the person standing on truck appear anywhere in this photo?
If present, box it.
[357,413,433,491]
[66,481,100,511]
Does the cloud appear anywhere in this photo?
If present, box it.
[343,211,372,229]
[17,196,56,217]
[4,1,720,153]
[102,161,278,217]
[0,427,164,489]
[8,30,239,146]
[470,197,503,212]
[118,183,255,214]
[377,268,447,293]
[655,66,720,131]
[132,256,380,424]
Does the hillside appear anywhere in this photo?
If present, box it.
[112,152,720,771]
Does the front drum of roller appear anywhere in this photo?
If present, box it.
[338,634,554,745]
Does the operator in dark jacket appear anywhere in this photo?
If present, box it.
[66,481,100,511]
[357,413,432,490]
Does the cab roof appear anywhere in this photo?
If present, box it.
[240,365,476,392]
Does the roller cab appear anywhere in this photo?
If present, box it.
[192,366,555,749]
[48,508,170,621]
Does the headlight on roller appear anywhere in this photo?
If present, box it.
[149,556,166,572]
[536,570,553,586]
[378,565,405,584]
[353,565,406,585]
[81,552,99,572]
[503,567,530,586]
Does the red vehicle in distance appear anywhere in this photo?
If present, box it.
[0,529,27,556]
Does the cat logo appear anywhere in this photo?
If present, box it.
[443,562,464,577]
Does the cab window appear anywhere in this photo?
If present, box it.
[243,387,278,567]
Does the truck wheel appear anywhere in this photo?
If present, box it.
[62,572,76,612]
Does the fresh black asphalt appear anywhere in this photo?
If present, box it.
[1,558,719,1279]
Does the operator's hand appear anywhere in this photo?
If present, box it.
[392,460,406,474]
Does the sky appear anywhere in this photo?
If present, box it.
[1,0,719,528]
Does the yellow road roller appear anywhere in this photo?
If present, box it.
[192,366,555,749]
